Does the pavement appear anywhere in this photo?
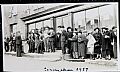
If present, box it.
[4,50,118,66]
[4,50,62,62]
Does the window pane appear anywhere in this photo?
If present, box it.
[36,21,43,29]
[13,24,17,34]
[99,5,115,29]
[73,11,86,31]
[44,19,53,27]
[56,17,62,29]
[62,15,70,30]
[29,23,35,32]
[86,8,99,31]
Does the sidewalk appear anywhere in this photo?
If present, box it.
[4,50,62,62]
[4,50,118,66]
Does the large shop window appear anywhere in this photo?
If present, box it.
[73,11,86,31]
[36,21,44,30]
[56,15,71,31]
[86,8,99,31]
[99,5,115,29]
[44,19,53,28]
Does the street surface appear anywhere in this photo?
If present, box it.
[3,50,119,72]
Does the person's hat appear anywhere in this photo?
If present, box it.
[58,26,61,28]
[94,27,100,31]
[49,27,54,30]
[61,26,64,28]
[112,26,117,30]
[102,27,108,30]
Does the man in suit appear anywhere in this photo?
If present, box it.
[56,26,62,50]
[16,31,22,57]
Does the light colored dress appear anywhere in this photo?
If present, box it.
[86,34,96,54]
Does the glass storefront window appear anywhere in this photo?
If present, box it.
[62,15,70,31]
[73,11,86,31]
[99,5,115,29]
[44,19,53,28]
[86,8,99,31]
[36,21,43,30]
[56,16,62,29]
[56,15,71,31]
[29,23,35,33]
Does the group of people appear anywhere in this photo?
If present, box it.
[27,27,55,54]
[4,31,23,57]
[4,25,117,60]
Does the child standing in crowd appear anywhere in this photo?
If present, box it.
[86,31,96,60]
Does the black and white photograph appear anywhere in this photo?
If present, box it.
[1,3,120,72]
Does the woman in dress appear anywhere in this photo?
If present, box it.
[70,31,78,59]
[78,31,87,59]
[93,28,102,59]
[86,31,96,60]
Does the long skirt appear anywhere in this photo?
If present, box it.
[78,42,85,57]
[71,42,78,59]
[87,47,94,54]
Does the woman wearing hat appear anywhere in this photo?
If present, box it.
[93,27,102,59]
[67,27,73,54]
[101,27,111,60]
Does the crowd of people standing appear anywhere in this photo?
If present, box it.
[4,25,117,60]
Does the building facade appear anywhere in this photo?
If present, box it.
[2,3,118,40]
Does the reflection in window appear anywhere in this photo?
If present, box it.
[73,11,86,31]
[99,5,114,29]
[86,8,99,31]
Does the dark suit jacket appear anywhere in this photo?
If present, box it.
[15,35,22,45]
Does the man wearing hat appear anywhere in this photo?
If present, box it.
[101,27,112,60]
